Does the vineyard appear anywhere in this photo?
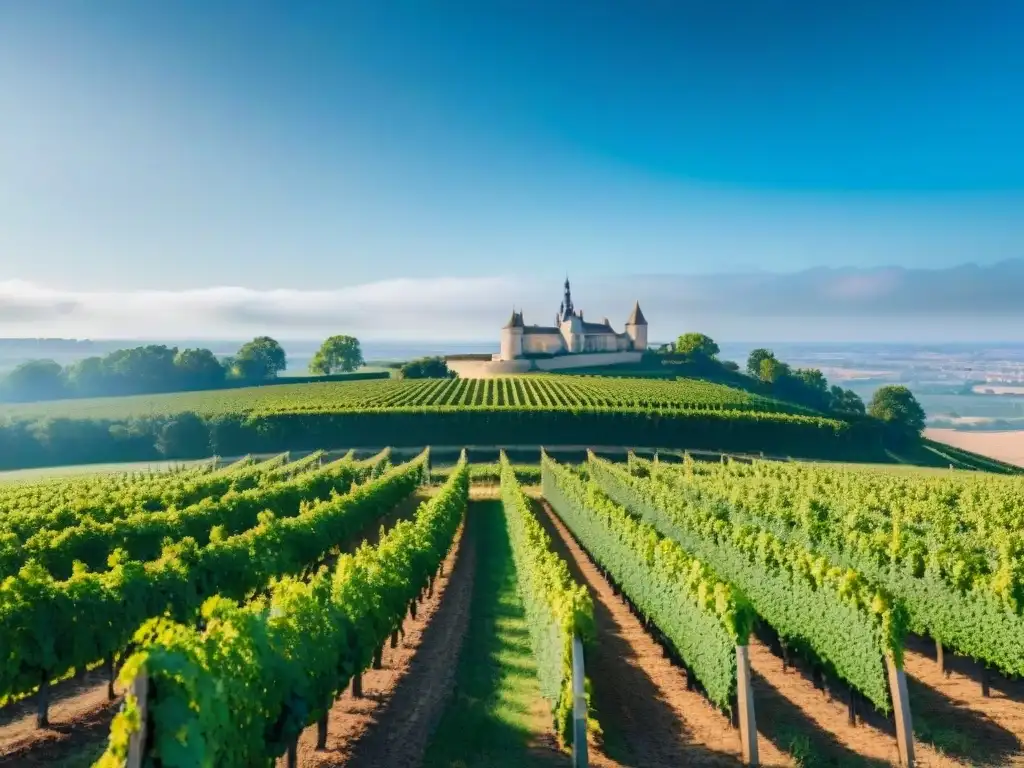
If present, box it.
[0,375,802,419]
[0,374,893,472]
[1,451,1022,768]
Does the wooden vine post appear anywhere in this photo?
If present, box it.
[125,669,149,768]
[735,644,759,766]
[36,676,50,729]
[316,712,329,750]
[106,654,117,700]
[886,656,915,767]
[571,635,588,768]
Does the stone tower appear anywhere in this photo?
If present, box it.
[500,309,524,360]
[624,301,648,351]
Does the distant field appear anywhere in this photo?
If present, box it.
[925,428,1024,468]
[0,375,804,420]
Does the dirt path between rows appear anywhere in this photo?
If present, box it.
[747,637,977,767]
[291,513,475,767]
[0,669,117,767]
[901,636,1024,765]
[533,498,790,768]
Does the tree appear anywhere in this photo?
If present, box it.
[174,348,227,390]
[675,333,720,359]
[310,335,364,375]
[104,345,179,393]
[746,348,775,378]
[232,337,287,381]
[398,356,456,379]
[794,368,828,395]
[830,385,866,416]
[1,359,66,402]
[156,412,212,458]
[758,356,790,384]
[869,385,925,435]
[64,356,109,397]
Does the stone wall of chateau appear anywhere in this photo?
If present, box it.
[447,350,643,378]
[521,333,566,355]
[446,358,532,378]
[534,350,642,370]
[581,334,624,353]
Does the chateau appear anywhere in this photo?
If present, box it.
[499,278,648,361]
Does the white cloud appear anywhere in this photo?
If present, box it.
[0,277,522,340]
[0,261,1022,342]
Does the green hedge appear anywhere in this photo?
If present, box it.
[95,455,468,767]
[588,455,906,712]
[6,451,392,579]
[499,454,593,746]
[644,455,1024,678]
[542,454,751,710]
[0,453,282,541]
[0,451,423,708]
[0,406,882,471]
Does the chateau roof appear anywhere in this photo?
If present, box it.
[503,310,524,329]
[522,326,562,335]
[580,321,618,335]
[626,301,647,326]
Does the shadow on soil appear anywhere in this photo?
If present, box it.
[903,636,1023,764]
[422,500,568,768]
[747,664,890,768]
[532,497,744,767]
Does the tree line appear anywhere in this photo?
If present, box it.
[662,333,925,437]
[0,335,368,403]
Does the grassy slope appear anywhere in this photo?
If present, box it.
[423,499,566,768]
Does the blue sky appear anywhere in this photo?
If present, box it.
[1,2,1022,340]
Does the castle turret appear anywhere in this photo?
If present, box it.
[500,309,524,360]
[560,312,585,353]
[625,301,648,351]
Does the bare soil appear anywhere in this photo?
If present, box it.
[901,635,1024,766]
[748,636,984,767]
[0,669,120,767]
[533,497,790,767]
[287,517,475,767]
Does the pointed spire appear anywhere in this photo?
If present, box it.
[561,275,574,322]
[503,308,524,328]
[626,301,647,326]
